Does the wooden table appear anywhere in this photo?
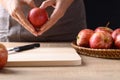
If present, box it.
[0,42,120,80]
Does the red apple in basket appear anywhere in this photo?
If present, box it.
[0,43,8,69]
[112,28,120,40]
[95,27,113,34]
[95,22,113,34]
[77,29,94,47]
[89,31,113,49]
[28,7,48,29]
[114,34,120,49]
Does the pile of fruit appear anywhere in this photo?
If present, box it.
[76,24,120,49]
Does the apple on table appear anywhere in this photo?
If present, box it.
[0,43,8,69]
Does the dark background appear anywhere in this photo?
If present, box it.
[84,0,120,30]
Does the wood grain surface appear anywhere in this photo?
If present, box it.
[0,42,120,80]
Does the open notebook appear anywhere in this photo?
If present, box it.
[6,47,82,67]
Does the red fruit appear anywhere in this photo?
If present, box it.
[95,27,113,34]
[0,43,8,69]
[114,34,120,49]
[89,31,113,49]
[28,8,48,28]
[77,29,94,47]
[112,28,120,40]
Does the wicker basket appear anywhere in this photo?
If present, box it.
[71,41,120,59]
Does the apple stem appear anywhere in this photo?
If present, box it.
[105,22,110,27]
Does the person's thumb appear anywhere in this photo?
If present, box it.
[26,0,36,8]
[23,0,36,8]
[40,0,55,9]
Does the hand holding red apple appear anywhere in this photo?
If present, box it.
[28,7,48,30]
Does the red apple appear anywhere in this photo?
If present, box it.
[89,31,113,49]
[77,29,94,47]
[112,28,120,40]
[95,27,113,34]
[0,43,8,69]
[114,34,120,49]
[28,7,48,29]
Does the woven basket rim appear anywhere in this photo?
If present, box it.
[71,41,120,59]
[71,41,120,51]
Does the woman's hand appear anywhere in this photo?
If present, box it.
[38,0,74,35]
[0,0,38,36]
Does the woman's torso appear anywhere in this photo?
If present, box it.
[0,0,86,42]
